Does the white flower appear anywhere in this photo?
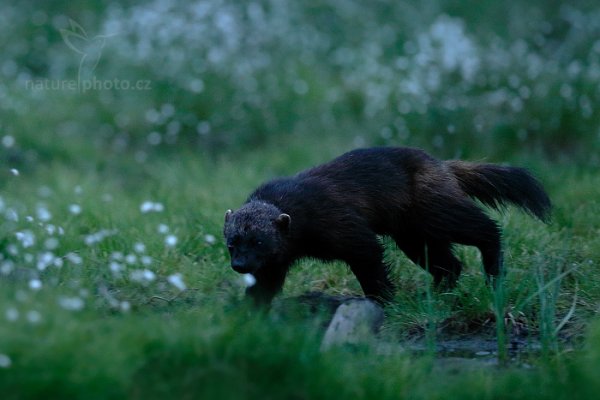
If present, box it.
[5,308,19,322]
[204,234,216,245]
[15,230,35,248]
[134,242,146,253]
[167,273,187,291]
[36,252,55,271]
[0,261,14,275]
[5,208,18,222]
[66,252,83,265]
[84,229,117,246]
[10,168,19,176]
[120,301,131,312]
[130,269,156,283]
[164,234,178,247]
[44,237,59,250]
[157,223,169,234]
[140,201,164,213]
[242,274,256,287]
[36,206,52,222]
[26,310,42,324]
[28,279,42,291]
[0,354,11,368]
[2,135,15,148]
[69,204,82,215]
[125,254,137,265]
[58,296,85,311]
[109,261,123,273]
[140,255,153,266]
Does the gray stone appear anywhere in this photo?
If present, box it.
[320,299,384,351]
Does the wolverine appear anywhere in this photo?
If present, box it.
[223,147,551,305]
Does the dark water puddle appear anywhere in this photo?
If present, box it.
[279,293,559,369]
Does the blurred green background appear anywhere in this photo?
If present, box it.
[1,1,600,398]
[2,0,600,168]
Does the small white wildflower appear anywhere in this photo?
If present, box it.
[204,234,216,245]
[0,196,4,212]
[140,255,153,266]
[5,208,18,222]
[15,230,35,248]
[157,223,169,234]
[57,226,65,235]
[120,301,131,312]
[44,237,59,250]
[167,273,187,291]
[36,206,52,222]
[45,224,56,235]
[84,229,117,246]
[109,261,123,273]
[36,252,55,271]
[164,235,178,247]
[58,296,84,311]
[0,354,11,368]
[68,204,82,215]
[140,201,164,213]
[66,252,82,265]
[74,185,83,195]
[133,242,146,253]
[2,135,15,148]
[10,168,19,176]
[130,269,156,283]
[26,310,41,324]
[242,274,256,287]
[143,269,156,281]
[5,308,19,322]
[24,253,34,263]
[147,131,162,146]
[53,258,63,268]
[0,261,14,275]
[29,279,42,291]
[125,254,137,265]
[25,215,34,222]
[7,244,18,256]
[111,251,124,261]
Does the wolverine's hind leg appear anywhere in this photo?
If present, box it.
[420,200,503,283]
[392,233,463,288]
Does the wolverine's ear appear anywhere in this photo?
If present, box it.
[225,209,233,222]
[275,213,291,231]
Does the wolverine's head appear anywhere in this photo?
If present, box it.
[223,201,291,274]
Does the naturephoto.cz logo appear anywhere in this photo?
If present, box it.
[25,18,151,93]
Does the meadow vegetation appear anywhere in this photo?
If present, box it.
[1,0,600,398]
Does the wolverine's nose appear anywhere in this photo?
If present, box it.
[231,259,253,274]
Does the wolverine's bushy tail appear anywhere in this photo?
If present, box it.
[447,161,552,222]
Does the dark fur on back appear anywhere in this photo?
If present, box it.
[223,147,551,305]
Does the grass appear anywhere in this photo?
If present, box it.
[2,0,600,397]
[1,138,600,398]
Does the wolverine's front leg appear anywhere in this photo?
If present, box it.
[338,230,395,304]
[245,265,288,306]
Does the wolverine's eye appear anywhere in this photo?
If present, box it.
[256,240,263,246]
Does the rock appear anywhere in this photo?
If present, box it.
[320,299,384,351]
